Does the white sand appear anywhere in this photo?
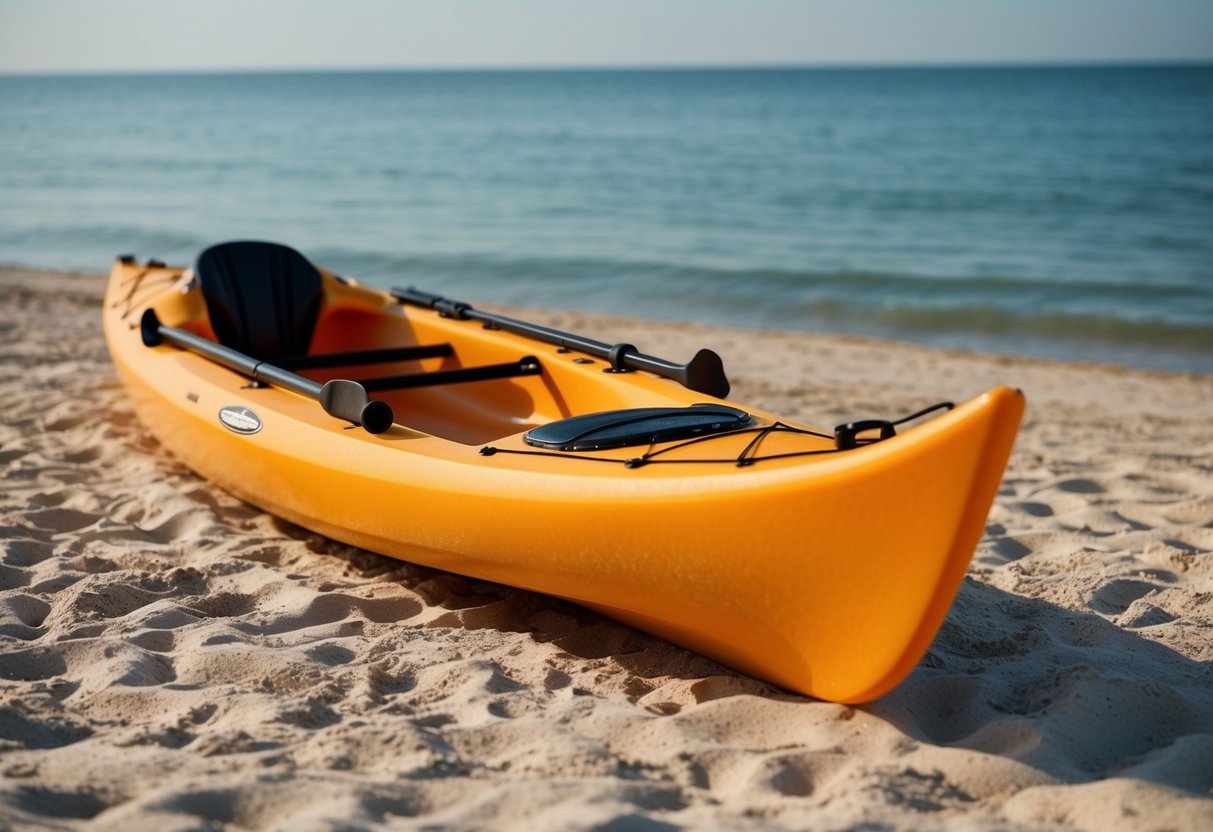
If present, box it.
[1,266,1211,830]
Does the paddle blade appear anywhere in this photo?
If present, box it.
[682,349,730,398]
[319,379,394,434]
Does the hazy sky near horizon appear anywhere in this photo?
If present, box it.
[2,0,1211,73]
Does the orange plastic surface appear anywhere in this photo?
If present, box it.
[103,259,1023,703]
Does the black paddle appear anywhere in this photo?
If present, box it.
[139,309,394,434]
[390,287,731,398]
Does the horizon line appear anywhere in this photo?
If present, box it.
[3,58,1212,78]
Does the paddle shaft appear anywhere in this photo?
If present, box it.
[391,287,730,398]
[138,309,394,433]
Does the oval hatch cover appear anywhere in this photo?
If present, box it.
[218,405,263,435]
[524,404,752,451]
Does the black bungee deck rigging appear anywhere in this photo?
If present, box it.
[482,401,956,469]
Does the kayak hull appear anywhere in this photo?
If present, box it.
[104,257,1023,703]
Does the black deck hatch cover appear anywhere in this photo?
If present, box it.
[524,404,754,451]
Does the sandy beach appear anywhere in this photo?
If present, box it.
[1,265,1211,830]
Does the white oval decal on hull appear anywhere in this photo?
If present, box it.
[218,405,263,435]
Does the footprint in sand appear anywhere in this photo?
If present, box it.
[1089,578,1161,616]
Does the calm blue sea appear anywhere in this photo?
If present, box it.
[1,67,1211,372]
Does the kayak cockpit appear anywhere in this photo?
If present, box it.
[147,241,594,443]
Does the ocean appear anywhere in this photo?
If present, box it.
[1,66,1210,373]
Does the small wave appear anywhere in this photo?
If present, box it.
[797,299,1213,352]
[0,224,206,268]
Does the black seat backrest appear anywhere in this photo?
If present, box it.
[195,241,323,360]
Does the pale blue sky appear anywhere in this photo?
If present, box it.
[2,0,1211,73]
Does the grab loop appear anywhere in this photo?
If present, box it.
[833,401,954,450]
[833,419,896,451]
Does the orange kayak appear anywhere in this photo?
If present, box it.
[103,241,1023,703]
